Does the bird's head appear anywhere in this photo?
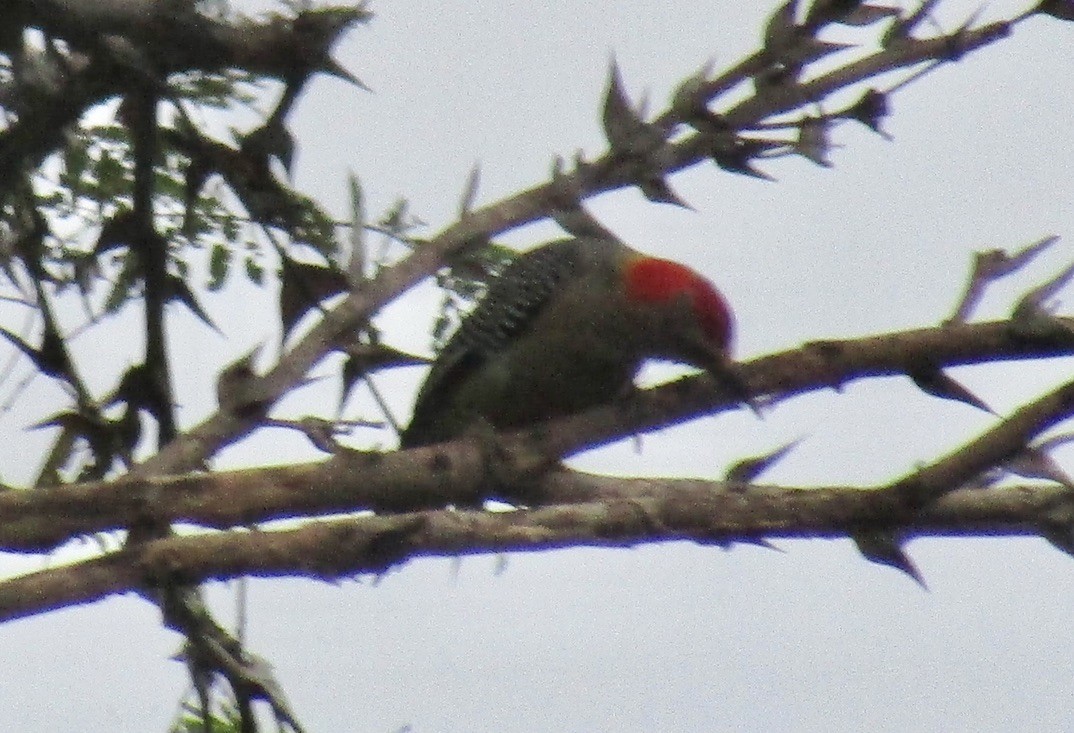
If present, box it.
[624,255,733,353]
[623,255,756,412]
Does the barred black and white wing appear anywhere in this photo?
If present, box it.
[401,239,585,447]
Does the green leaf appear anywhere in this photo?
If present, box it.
[245,257,264,285]
[103,255,139,314]
[61,134,90,195]
[94,150,129,198]
[91,124,131,145]
[172,709,244,733]
[221,211,241,243]
[154,169,186,200]
[208,243,231,291]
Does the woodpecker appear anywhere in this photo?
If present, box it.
[401,236,751,448]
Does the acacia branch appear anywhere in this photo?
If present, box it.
[1,479,1070,624]
[129,6,1044,479]
[6,367,1074,622]
[0,2,1066,728]
[893,377,1074,506]
[3,317,1072,552]
[0,4,370,198]
[0,7,369,721]
[11,0,368,77]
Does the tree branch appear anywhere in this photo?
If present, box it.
[3,317,1072,551]
[6,366,1074,623]
[0,4,370,198]
[119,5,1042,480]
[1,478,1069,624]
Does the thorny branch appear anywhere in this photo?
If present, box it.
[8,327,1074,622]
[113,6,1055,483]
[2,3,373,727]
[1,1,1073,729]
[1,326,1074,624]
[1,316,1073,552]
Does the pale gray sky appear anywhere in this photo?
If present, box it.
[2,1,1074,731]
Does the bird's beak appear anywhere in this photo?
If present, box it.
[702,348,762,418]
